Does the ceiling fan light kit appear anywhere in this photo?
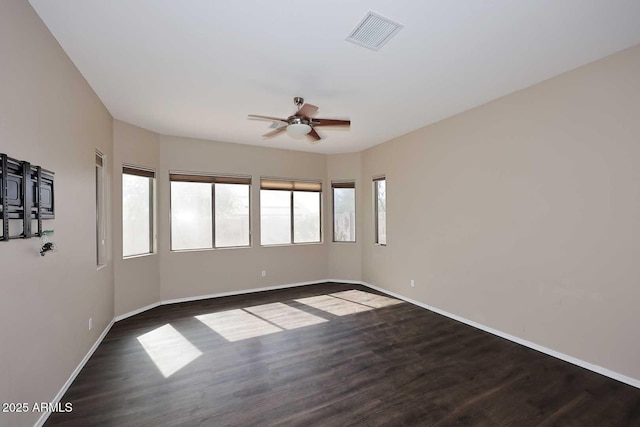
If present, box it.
[287,123,311,138]
[248,97,350,143]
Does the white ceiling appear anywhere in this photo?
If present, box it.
[29,0,640,154]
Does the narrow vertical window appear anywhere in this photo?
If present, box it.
[122,166,155,257]
[96,152,106,266]
[260,179,322,245]
[374,176,386,245]
[332,181,356,242]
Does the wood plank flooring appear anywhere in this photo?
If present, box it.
[46,283,640,426]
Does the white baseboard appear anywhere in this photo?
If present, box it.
[34,319,115,427]
[114,280,328,322]
[114,302,161,322]
[326,278,362,285]
[359,281,640,390]
[161,280,326,306]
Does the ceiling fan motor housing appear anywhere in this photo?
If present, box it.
[288,116,310,125]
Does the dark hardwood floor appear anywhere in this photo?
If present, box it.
[46,282,640,426]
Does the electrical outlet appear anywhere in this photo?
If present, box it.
[410,279,415,288]
[261,270,266,277]
[89,317,93,331]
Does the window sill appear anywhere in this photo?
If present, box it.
[123,252,155,260]
[261,242,323,248]
[171,245,251,253]
[332,241,356,244]
[96,264,108,271]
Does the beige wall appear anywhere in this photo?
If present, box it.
[0,1,114,426]
[327,152,362,281]
[158,136,328,300]
[361,44,640,380]
[113,120,160,317]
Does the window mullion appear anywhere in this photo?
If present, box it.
[374,181,379,244]
[290,190,295,244]
[248,184,252,246]
[331,188,335,242]
[149,177,154,253]
[211,183,216,249]
[319,189,322,243]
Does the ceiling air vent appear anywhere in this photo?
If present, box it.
[346,11,403,51]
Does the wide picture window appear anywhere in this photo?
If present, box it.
[170,173,251,251]
[260,179,321,245]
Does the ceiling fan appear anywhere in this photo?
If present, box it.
[248,97,350,143]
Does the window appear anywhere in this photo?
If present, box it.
[169,173,251,251]
[170,181,212,250]
[374,176,386,245]
[122,166,155,257]
[332,181,356,242]
[260,179,322,245]
[96,152,107,266]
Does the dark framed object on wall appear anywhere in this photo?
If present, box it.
[0,153,55,241]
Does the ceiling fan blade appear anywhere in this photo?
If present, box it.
[312,118,350,127]
[248,114,288,123]
[306,127,321,143]
[262,127,287,138]
[296,103,318,118]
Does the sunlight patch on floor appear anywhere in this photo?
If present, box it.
[330,290,403,308]
[193,291,396,343]
[137,324,202,378]
[294,294,373,316]
[245,302,328,330]
[196,309,282,342]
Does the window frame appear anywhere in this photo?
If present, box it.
[96,151,107,267]
[122,165,155,258]
[260,178,323,246]
[331,181,356,243]
[373,176,386,246]
[169,172,252,252]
